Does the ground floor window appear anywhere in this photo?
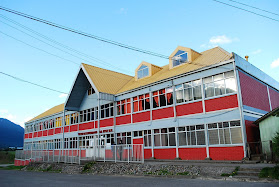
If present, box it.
[154,127,176,147]
[178,125,205,146]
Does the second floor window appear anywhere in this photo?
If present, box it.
[137,65,149,79]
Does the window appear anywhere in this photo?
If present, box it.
[55,117,62,127]
[152,87,173,108]
[207,120,242,145]
[143,130,152,147]
[100,103,114,119]
[117,132,131,144]
[172,50,188,67]
[133,94,150,112]
[117,99,131,115]
[137,65,149,79]
[153,128,176,147]
[87,86,95,95]
[178,125,205,146]
[175,79,202,104]
[203,71,237,98]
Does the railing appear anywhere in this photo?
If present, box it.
[15,144,144,164]
[79,144,144,163]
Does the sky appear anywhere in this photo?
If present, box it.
[0,0,279,128]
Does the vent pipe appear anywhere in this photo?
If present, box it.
[245,56,249,61]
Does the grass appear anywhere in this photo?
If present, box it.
[0,165,24,170]
[259,166,279,180]
[221,166,239,177]
[0,151,15,164]
[176,171,189,176]
[82,161,96,173]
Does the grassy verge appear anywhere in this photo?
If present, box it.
[0,165,24,170]
[221,166,239,177]
[0,151,15,164]
[259,166,279,180]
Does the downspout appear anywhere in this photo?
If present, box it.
[149,89,154,158]
[172,81,179,159]
[62,107,66,162]
[97,92,101,157]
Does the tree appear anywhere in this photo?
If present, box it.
[272,132,279,159]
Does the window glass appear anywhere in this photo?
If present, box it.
[172,50,188,67]
[137,65,149,79]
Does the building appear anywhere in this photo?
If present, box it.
[254,106,279,160]
[20,46,279,163]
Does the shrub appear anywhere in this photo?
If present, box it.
[272,132,279,159]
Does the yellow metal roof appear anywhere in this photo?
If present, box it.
[116,47,232,94]
[82,63,133,95]
[27,103,64,123]
[27,46,231,123]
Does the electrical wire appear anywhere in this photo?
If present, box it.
[0,71,67,94]
[227,0,279,16]
[0,6,169,59]
[212,0,279,22]
[0,14,133,74]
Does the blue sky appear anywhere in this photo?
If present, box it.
[0,0,279,127]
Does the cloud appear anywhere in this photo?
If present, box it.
[201,35,239,48]
[119,8,128,14]
[59,93,68,98]
[251,49,262,55]
[271,58,279,68]
[0,109,8,114]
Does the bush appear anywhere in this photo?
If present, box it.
[259,166,279,180]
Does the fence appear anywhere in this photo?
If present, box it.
[15,144,144,165]
[79,144,144,163]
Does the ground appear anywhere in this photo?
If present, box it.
[0,170,278,187]
[0,151,15,164]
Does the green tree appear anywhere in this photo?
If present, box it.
[272,132,279,158]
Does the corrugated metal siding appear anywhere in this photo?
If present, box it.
[269,87,279,110]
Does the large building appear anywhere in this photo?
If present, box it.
[21,46,279,162]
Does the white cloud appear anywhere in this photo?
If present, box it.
[251,49,262,55]
[201,35,239,48]
[119,8,128,14]
[0,109,8,114]
[271,58,279,68]
[59,93,68,98]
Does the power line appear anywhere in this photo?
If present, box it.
[0,6,169,59]
[0,71,67,94]
[212,0,279,23]
[227,0,279,16]
[0,14,133,74]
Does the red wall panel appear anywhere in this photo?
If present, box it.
[239,71,270,111]
[100,118,113,128]
[70,124,78,132]
[176,101,203,116]
[116,115,131,126]
[64,126,69,133]
[37,131,42,137]
[209,146,244,160]
[205,94,238,112]
[133,111,150,123]
[55,128,62,134]
[24,134,28,139]
[154,148,176,159]
[33,132,38,138]
[48,129,54,136]
[28,133,33,138]
[269,87,279,110]
[178,148,207,160]
[133,138,143,144]
[152,107,174,120]
[43,130,48,136]
[79,122,94,131]
[144,149,152,159]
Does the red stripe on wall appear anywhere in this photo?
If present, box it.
[116,115,131,126]
[154,148,176,159]
[133,111,150,123]
[43,130,47,136]
[48,129,54,136]
[209,146,244,160]
[176,101,203,116]
[239,71,270,111]
[55,128,62,134]
[24,134,28,139]
[38,131,42,137]
[70,124,78,132]
[178,147,207,160]
[152,107,174,120]
[100,118,113,128]
[205,94,238,112]
[79,122,94,131]
[64,126,69,133]
[28,133,33,138]
[269,87,279,110]
[144,149,152,159]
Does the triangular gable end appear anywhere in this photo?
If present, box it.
[65,64,99,111]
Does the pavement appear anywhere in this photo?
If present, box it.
[0,164,14,167]
[0,170,278,187]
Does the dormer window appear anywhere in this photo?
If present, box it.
[137,65,149,79]
[172,50,188,67]
[87,86,95,95]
